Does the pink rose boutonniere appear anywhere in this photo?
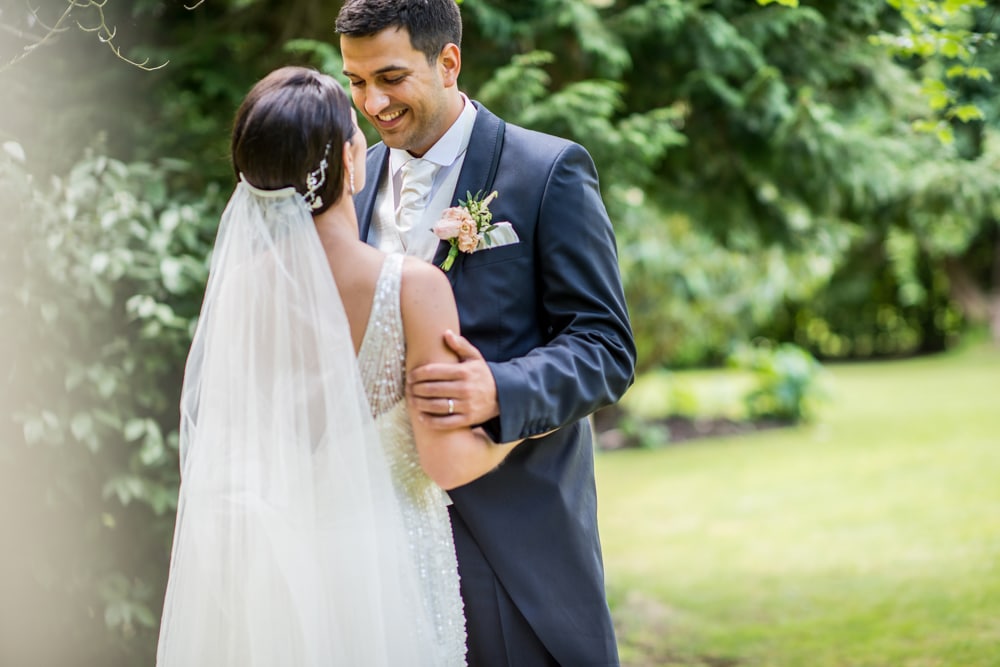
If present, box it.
[432,190,519,271]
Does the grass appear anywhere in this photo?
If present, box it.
[596,342,1000,667]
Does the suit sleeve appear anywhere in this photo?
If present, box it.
[485,142,636,442]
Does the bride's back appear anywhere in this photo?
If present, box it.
[320,234,388,355]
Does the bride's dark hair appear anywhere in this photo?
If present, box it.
[231,67,354,215]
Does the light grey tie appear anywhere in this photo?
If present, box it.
[396,157,439,233]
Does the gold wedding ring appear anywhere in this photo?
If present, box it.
[447,398,455,415]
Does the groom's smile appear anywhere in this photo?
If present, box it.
[341,26,464,157]
[377,108,407,123]
[374,107,410,131]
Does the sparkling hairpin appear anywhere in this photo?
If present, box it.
[303,141,332,210]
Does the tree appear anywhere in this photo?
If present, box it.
[871,0,995,143]
[515,0,1000,359]
[460,0,993,362]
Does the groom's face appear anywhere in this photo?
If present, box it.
[341,27,461,157]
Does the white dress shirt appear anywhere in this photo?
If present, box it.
[368,95,478,261]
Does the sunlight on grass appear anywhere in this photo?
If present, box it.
[597,343,1000,667]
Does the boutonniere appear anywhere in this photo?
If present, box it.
[432,190,519,271]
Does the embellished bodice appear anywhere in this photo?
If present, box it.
[358,255,408,418]
[356,253,466,666]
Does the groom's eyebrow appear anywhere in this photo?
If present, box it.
[342,65,408,78]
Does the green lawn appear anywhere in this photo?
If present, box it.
[596,342,1000,667]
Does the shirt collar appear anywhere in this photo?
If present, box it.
[389,94,478,176]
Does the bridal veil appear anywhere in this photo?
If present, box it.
[156,180,439,665]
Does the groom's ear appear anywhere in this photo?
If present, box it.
[438,43,461,88]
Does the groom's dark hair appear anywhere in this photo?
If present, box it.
[335,0,462,64]
[231,67,355,215]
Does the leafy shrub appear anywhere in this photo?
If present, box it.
[0,144,218,666]
[728,341,828,422]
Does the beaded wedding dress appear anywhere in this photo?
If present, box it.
[156,182,465,666]
[358,253,467,666]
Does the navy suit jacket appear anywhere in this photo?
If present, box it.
[355,103,635,665]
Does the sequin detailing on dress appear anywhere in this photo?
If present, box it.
[357,253,467,666]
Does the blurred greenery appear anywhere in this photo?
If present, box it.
[0,0,998,664]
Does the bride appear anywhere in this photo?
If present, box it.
[155,66,519,666]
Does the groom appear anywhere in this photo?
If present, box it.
[337,1,635,664]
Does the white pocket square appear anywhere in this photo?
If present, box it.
[477,222,519,251]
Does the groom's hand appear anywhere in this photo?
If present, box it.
[407,330,500,429]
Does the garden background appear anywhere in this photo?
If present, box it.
[1,1,997,665]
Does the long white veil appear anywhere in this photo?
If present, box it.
[156,180,439,666]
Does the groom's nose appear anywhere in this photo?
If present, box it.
[363,86,391,117]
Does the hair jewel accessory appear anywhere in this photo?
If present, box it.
[304,141,332,210]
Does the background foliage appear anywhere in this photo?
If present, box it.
[1,0,997,664]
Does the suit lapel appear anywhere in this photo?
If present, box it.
[431,103,507,274]
[356,143,390,242]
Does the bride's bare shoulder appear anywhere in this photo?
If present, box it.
[399,257,459,363]
[399,256,452,304]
